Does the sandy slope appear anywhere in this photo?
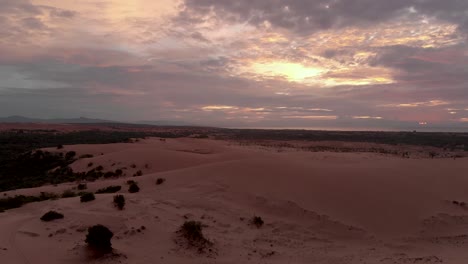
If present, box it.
[1,138,468,264]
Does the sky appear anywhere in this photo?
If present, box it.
[1,0,468,130]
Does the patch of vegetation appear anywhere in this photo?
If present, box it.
[133,170,143,177]
[0,129,201,192]
[40,211,64,221]
[79,154,94,159]
[223,129,468,150]
[87,162,94,167]
[177,221,213,250]
[113,195,125,210]
[85,225,114,252]
[103,171,115,178]
[62,189,77,198]
[156,178,166,185]
[128,183,140,193]
[251,216,264,228]
[0,192,59,212]
[77,183,88,190]
[80,192,95,202]
[96,186,121,194]
[126,180,135,185]
[115,169,123,176]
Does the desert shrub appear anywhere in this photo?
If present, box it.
[251,216,264,228]
[103,171,115,178]
[80,192,95,202]
[77,183,87,190]
[96,186,121,194]
[87,162,93,167]
[65,151,76,160]
[115,169,123,176]
[40,211,64,221]
[156,178,166,185]
[126,180,135,185]
[39,192,59,200]
[113,195,125,210]
[57,144,64,149]
[130,164,137,169]
[85,225,114,252]
[79,154,94,159]
[178,221,212,247]
[0,193,61,211]
[133,170,143,177]
[128,183,140,193]
[62,189,77,198]
[95,165,104,171]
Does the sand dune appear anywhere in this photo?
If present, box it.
[1,138,468,263]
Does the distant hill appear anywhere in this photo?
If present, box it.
[0,116,197,127]
[136,120,196,126]
[0,116,119,124]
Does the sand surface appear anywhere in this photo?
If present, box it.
[1,137,468,263]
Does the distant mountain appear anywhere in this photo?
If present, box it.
[0,116,198,127]
[0,116,118,124]
[136,120,196,126]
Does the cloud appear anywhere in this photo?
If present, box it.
[0,0,467,130]
[182,0,468,34]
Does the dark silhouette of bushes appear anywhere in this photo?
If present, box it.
[113,195,125,210]
[85,225,114,252]
[133,170,143,176]
[77,183,87,190]
[80,192,95,202]
[126,180,135,185]
[96,186,121,194]
[115,169,123,176]
[128,183,140,193]
[178,221,213,249]
[156,178,166,185]
[103,171,115,178]
[0,130,180,191]
[251,216,264,228]
[0,192,59,212]
[65,151,76,160]
[40,211,64,221]
[62,189,77,198]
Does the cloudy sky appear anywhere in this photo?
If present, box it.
[1,0,468,130]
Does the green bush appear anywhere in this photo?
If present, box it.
[40,211,64,221]
[128,183,140,193]
[85,225,114,252]
[96,186,121,194]
[80,192,95,202]
[113,195,125,210]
